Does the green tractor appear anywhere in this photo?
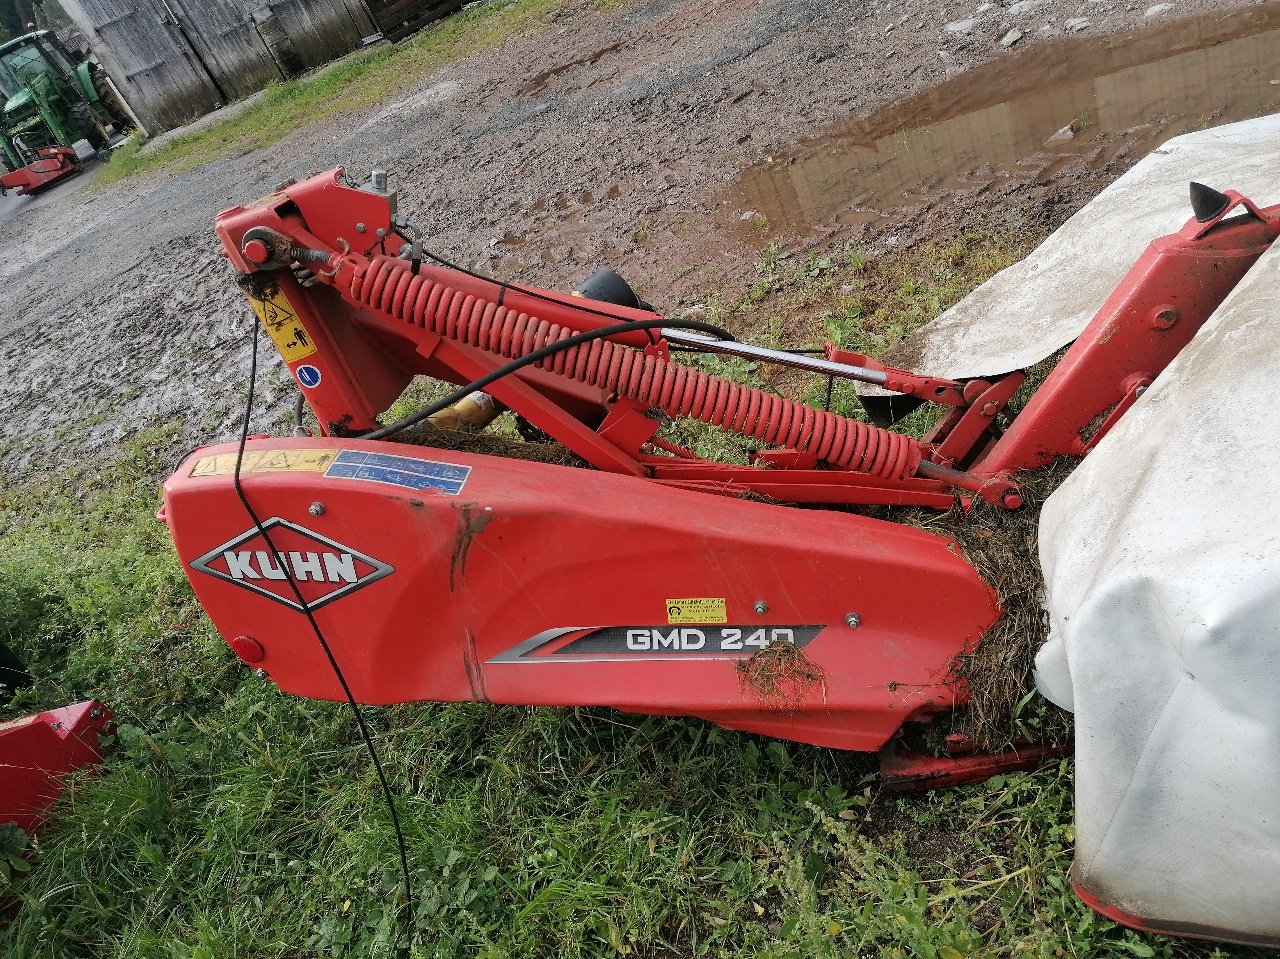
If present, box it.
[0,30,133,173]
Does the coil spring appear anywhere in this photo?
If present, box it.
[350,256,921,480]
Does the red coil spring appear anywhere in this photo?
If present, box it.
[348,256,921,480]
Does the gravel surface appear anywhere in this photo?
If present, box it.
[0,0,1266,479]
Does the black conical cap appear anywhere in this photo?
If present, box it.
[1190,181,1231,223]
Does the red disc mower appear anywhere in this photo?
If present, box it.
[0,146,78,197]
[160,169,1279,790]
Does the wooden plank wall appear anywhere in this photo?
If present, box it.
[56,0,378,134]
[261,0,375,77]
[365,0,466,43]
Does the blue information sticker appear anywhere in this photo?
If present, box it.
[296,364,322,388]
[325,450,471,495]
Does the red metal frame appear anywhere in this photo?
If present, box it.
[211,170,1280,510]
[975,191,1280,475]
[0,701,111,833]
[160,170,1280,773]
[0,147,78,197]
[879,738,1070,792]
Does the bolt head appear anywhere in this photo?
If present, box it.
[753,600,769,615]
[308,502,326,516]
[845,612,861,629]
[376,227,388,238]
[355,222,367,233]
[242,238,271,264]
[231,634,266,664]
[254,667,269,680]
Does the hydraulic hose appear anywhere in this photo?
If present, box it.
[335,255,922,480]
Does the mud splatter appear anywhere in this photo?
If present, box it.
[462,629,490,702]
[449,501,492,591]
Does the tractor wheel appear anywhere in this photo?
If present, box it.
[89,65,133,131]
[69,101,109,149]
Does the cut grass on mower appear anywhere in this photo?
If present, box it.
[2,239,1260,959]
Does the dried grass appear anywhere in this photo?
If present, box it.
[896,460,1078,749]
[392,421,587,467]
[735,641,828,711]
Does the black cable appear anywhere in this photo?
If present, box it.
[362,317,735,441]
[422,245,654,324]
[233,320,414,957]
[407,235,732,342]
[293,391,307,434]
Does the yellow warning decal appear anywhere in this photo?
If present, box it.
[190,448,340,478]
[251,287,317,362]
[665,597,728,625]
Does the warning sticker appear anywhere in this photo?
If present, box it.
[665,597,728,624]
[324,450,470,495]
[252,287,317,362]
[190,448,340,478]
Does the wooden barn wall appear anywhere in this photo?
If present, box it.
[364,0,465,43]
[268,0,374,72]
[55,0,376,134]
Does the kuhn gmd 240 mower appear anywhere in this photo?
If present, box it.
[161,166,1276,790]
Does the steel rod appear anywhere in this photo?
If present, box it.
[662,329,890,387]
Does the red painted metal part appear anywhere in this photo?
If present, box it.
[164,437,998,752]
[1071,871,1280,949]
[0,147,78,197]
[0,701,111,833]
[975,191,1280,476]
[163,170,1280,769]
[878,739,1070,792]
[210,170,1280,510]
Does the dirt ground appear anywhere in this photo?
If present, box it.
[0,0,1270,479]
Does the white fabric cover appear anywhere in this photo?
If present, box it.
[876,112,1280,380]
[881,112,1280,938]
[1034,237,1280,939]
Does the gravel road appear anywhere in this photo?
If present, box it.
[0,0,1266,480]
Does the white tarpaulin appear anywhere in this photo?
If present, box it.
[1033,230,1280,940]
[874,113,1280,381]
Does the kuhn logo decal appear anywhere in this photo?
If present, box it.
[190,517,393,611]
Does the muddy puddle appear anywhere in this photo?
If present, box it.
[731,4,1280,233]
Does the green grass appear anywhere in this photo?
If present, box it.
[97,0,601,187]
[0,243,1258,959]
